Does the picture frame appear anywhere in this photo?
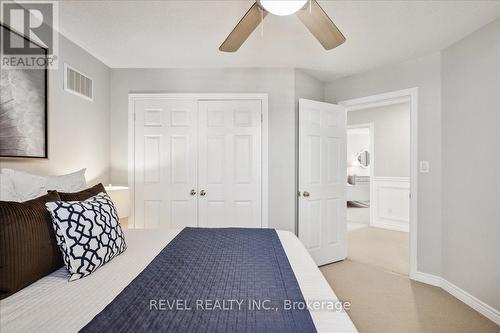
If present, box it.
[0,22,48,158]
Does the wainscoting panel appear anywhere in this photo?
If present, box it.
[370,177,410,232]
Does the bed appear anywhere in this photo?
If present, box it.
[347,175,370,203]
[1,169,357,332]
[0,228,358,333]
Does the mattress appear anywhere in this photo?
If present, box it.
[0,229,357,333]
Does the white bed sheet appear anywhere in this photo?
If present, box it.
[0,229,357,333]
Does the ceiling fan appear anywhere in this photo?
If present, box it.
[219,0,346,52]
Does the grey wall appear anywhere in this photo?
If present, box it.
[326,19,500,311]
[325,53,443,276]
[441,18,500,310]
[109,68,297,232]
[295,69,325,103]
[0,35,111,185]
[347,103,410,177]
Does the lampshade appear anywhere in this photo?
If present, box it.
[105,185,130,219]
[258,0,308,16]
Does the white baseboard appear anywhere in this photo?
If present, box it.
[441,279,500,326]
[410,271,500,325]
[410,271,441,287]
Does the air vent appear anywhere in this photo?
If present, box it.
[64,63,94,101]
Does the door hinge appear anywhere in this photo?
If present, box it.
[134,113,136,121]
[261,113,263,123]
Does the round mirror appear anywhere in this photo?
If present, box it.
[356,150,370,168]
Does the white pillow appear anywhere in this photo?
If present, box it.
[0,173,19,201]
[1,168,87,201]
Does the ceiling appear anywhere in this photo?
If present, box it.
[58,0,500,81]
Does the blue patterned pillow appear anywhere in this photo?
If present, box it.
[45,192,127,281]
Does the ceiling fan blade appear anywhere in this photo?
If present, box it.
[296,0,346,50]
[219,2,267,52]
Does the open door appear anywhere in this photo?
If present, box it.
[298,99,347,266]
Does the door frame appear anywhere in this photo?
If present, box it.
[127,93,269,229]
[339,88,418,278]
[347,122,375,222]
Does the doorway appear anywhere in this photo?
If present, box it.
[339,88,418,277]
[346,124,373,231]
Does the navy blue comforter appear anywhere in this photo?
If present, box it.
[81,228,316,333]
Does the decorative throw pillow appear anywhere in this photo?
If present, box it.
[0,192,64,300]
[0,173,19,201]
[50,183,107,201]
[45,193,127,281]
[2,168,87,202]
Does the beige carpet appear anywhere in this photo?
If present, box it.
[348,225,409,275]
[320,227,499,333]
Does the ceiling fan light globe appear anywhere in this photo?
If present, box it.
[258,0,308,16]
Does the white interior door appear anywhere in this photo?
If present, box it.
[134,99,198,229]
[198,100,262,228]
[298,98,347,266]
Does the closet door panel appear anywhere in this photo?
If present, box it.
[198,100,262,228]
[134,99,198,229]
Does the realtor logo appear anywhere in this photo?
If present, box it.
[1,0,59,68]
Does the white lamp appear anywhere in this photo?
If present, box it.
[105,185,130,219]
[258,0,308,16]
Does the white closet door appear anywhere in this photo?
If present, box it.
[198,100,262,228]
[134,99,198,229]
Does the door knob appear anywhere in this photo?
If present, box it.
[200,190,207,196]
[190,189,197,196]
[303,191,310,197]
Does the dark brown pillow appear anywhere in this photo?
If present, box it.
[54,183,107,201]
[0,191,63,300]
